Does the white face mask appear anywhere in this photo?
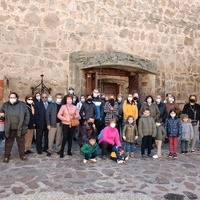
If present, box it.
[118,97,122,102]
[93,93,98,98]
[110,123,116,128]
[156,122,161,126]
[156,99,161,104]
[27,100,33,104]
[128,97,133,102]
[147,98,152,103]
[170,114,176,118]
[36,96,40,101]
[48,97,52,102]
[128,120,134,124]
[56,99,62,104]
[81,98,85,103]
[9,98,17,104]
[69,90,74,94]
[168,98,174,102]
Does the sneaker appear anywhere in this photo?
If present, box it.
[153,155,159,159]
[89,158,97,162]
[125,156,129,161]
[191,149,195,152]
[3,157,9,163]
[148,154,152,158]
[83,159,88,163]
[185,151,188,154]
[173,153,177,158]
[117,160,125,164]
[181,151,185,154]
[168,153,173,158]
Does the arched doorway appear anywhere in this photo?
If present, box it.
[69,51,157,100]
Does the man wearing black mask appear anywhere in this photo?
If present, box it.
[80,95,97,122]
[182,95,200,152]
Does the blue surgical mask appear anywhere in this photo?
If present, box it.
[147,98,152,103]
[48,97,52,103]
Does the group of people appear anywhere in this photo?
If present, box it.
[0,87,199,164]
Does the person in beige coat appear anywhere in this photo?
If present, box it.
[123,115,138,158]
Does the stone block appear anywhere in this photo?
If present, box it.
[44,13,60,29]
[184,37,194,46]
[24,13,40,26]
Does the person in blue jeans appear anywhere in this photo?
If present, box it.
[80,137,99,163]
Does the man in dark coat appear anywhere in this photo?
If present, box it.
[1,92,30,163]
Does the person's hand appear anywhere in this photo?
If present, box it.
[135,136,138,140]
[123,136,126,141]
[47,125,51,130]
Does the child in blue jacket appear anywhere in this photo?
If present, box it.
[165,109,182,158]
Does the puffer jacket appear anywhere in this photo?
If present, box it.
[138,115,157,137]
[165,117,182,137]
[123,123,138,143]
[181,122,194,141]
[155,125,166,140]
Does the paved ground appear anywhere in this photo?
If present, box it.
[0,139,200,200]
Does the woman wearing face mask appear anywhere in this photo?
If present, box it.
[76,95,86,111]
[57,95,80,157]
[165,109,182,158]
[139,95,160,120]
[165,95,180,116]
[98,119,121,160]
[104,95,119,126]
[24,95,35,154]
[182,95,200,152]
[34,92,41,103]
[123,94,138,123]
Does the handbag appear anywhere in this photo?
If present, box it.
[70,118,80,127]
[66,105,80,127]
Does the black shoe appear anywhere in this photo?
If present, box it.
[168,153,173,158]
[38,152,42,155]
[27,150,34,154]
[47,152,51,157]
[141,154,146,159]
[60,154,64,158]
[43,149,48,153]
[25,151,29,154]
[148,154,152,158]
[67,152,72,156]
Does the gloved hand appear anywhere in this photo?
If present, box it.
[123,136,126,141]
[135,136,138,140]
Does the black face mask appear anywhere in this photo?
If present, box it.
[87,98,92,103]
[190,99,195,103]
[133,97,138,101]
[0,116,5,121]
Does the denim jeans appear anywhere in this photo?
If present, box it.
[124,142,136,152]
[84,150,98,160]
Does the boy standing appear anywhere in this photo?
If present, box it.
[138,108,156,158]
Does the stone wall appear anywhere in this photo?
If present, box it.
[0,0,199,102]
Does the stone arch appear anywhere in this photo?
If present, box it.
[69,51,157,100]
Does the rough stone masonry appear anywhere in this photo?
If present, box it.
[0,0,199,102]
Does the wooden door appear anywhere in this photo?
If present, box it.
[102,83,118,97]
